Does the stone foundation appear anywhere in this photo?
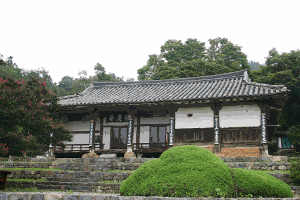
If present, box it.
[220,147,261,157]
[0,192,299,199]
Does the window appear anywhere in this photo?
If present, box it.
[184,131,204,141]
[150,126,167,147]
[111,127,128,149]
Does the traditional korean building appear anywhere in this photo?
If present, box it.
[51,69,290,158]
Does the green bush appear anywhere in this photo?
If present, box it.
[230,168,293,198]
[120,145,234,198]
[290,161,300,184]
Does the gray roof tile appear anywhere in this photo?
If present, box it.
[58,69,290,106]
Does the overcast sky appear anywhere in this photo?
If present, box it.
[1,1,299,85]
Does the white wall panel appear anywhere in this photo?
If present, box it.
[133,126,137,150]
[65,121,90,131]
[140,126,150,148]
[103,127,110,149]
[63,134,89,151]
[133,127,137,144]
[64,134,89,144]
[175,107,214,129]
[140,115,170,125]
[219,105,261,128]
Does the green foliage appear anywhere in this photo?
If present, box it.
[230,168,293,198]
[249,60,264,71]
[0,75,73,157]
[290,162,300,184]
[138,37,251,81]
[286,125,300,148]
[120,145,234,198]
[249,49,300,134]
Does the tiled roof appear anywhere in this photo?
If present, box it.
[58,69,290,106]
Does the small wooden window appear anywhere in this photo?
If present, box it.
[184,132,204,141]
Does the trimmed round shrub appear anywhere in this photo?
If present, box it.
[120,145,234,198]
[230,168,293,198]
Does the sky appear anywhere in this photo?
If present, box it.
[1,1,299,85]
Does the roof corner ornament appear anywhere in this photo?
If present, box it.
[243,70,251,83]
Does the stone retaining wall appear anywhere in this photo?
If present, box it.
[0,161,291,172]
[0,191,299,200]
[0,155,289,163]
[6,169,293,185]
[7,170,133,182]
[226,162,291,171]
[5,179,300,195]
[6,181,120,193]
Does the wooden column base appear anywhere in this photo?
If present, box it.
[89,146,94,153]
[214,144,221,154]
[261,144,269,156]
[49,147,55,158]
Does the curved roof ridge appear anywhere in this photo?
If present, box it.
[92,69,248,87]
[246,81,287,88]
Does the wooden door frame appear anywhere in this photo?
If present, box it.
[110,126,128,149]
[149,125,168,147]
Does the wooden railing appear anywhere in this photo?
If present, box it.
[54,143,105,153]
[53,143,169,153]
[132,143,169,149]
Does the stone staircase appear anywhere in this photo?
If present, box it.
[0,156,299,195]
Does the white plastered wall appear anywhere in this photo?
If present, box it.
[103,127,110,149]
[175,107,214,129]
[140,115,170,124]
[64,121,90,132]
[219,104,261,128]
[140,126,150,148]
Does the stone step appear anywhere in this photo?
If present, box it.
[6,177,300,193]
[0,161,144,171]
[7,170,133,182]
[0,155,289,163]
[6,181,121,193]
[1,161,291,172]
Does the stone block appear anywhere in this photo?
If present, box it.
[234,157,244,162]
[100,154,117,158]
[259,156,272,162]
[267,162,276,167]
[271,156,282,162]
[124,152,136,159]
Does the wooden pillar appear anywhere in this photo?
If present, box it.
[136,113,141,150]
[49,133,55,158]
[125,109,136,158]
[100,116,104,150]
[261,112,268,156]
[169,113,175,147]
[89,120,96,153]
[167,104,176,148]
[210,104,222,154]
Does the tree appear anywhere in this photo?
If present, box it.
[94,62,124,82]
[58,75,74,95]
[126,77,135,82]
[249,61,264,71]
[206,37,250,72]
[78,70,90,89]
[0,75,73,157]
[249,49,300,147]
[138,37,251,80]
